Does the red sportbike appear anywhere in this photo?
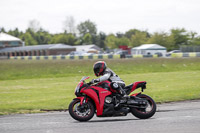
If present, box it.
[68,76,156,122]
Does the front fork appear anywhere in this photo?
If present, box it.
[74,96,88,105]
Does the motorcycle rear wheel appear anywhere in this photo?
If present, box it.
[131,94,156,119]
[68,99,95,122]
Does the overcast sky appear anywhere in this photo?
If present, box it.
[0,0,200,34]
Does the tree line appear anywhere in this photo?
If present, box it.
[1,18,200,51]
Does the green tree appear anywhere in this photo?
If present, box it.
[187,31,200,45]
[77,20,97,36]
[77,20,97,44]
[191,36,200,45]
[170,28,189,49]
[130,31,148,47]
[22,32,37,46]
[125,29,150,39]
[35,29,52,44]
[105,34,130,49]
[50,33,76,45]
[125,29,140,38]
[0,27,6,32]
[96,32,106,49]
[116,37,131,47]
[26,28,36,39]
[147,32,175,50]
[7,28,23,38]
[116,32,124,38]
[82,33,92,44]
[105,34,118,48]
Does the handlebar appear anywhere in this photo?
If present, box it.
[87,81,93,85]
[87,81,98,86]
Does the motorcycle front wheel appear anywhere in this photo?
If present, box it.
[131,94,156,119]
[68,99,95,122]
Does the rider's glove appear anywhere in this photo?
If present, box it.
[91,79,99,84]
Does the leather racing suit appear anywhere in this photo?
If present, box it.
[94,68,126,96]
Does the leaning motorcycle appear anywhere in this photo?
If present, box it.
[68,76,156,122]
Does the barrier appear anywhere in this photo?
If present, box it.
[9,54,121,60]
[171,52,200,58]
[126,54,158,58]
[8,53,200,60]
[9,54,159,60]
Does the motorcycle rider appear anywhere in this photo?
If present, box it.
[91,61,129,99]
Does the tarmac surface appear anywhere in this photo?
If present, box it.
[0,100,200,133]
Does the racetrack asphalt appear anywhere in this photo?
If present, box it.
[0,100,200,133]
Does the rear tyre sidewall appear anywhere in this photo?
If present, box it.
[131,94,156,119]
[68,99,95,122]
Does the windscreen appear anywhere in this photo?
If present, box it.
[80,76,90,82]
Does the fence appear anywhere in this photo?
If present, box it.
[180,46,200,52]
[8,54,159,60]
[9,54,121,60]
[7,53,200,60]
[171,52,200,57]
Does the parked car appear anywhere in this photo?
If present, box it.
[166,50,181,57]
[114,50,129,58]
[155,52,163,57]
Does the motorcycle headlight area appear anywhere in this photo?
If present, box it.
[105,97,112,104]
[75,83,81,93]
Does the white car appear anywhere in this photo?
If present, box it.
[166,50,181,56]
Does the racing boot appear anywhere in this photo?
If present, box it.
[115,87,129,108]
[119,86,129,99]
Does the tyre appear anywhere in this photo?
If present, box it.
[68,99,95,122]
[131,94,156,119]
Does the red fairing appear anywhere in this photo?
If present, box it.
[80,86,112,116]
[74,97,85,105]
[131,81,146,92]
[96,81,117,93]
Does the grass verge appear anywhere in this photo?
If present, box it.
[1,58,200,80]
[1,69,200,115]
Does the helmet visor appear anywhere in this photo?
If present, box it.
[94,67,100,76]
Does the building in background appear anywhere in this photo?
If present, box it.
[0,44,75,57]
[0,33,102,57]
[0,32,23,48]
[132,44,167,57]
[74,44,102,54]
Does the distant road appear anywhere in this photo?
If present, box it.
[1,100,200,133]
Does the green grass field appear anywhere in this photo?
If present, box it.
[0,58,200,115]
